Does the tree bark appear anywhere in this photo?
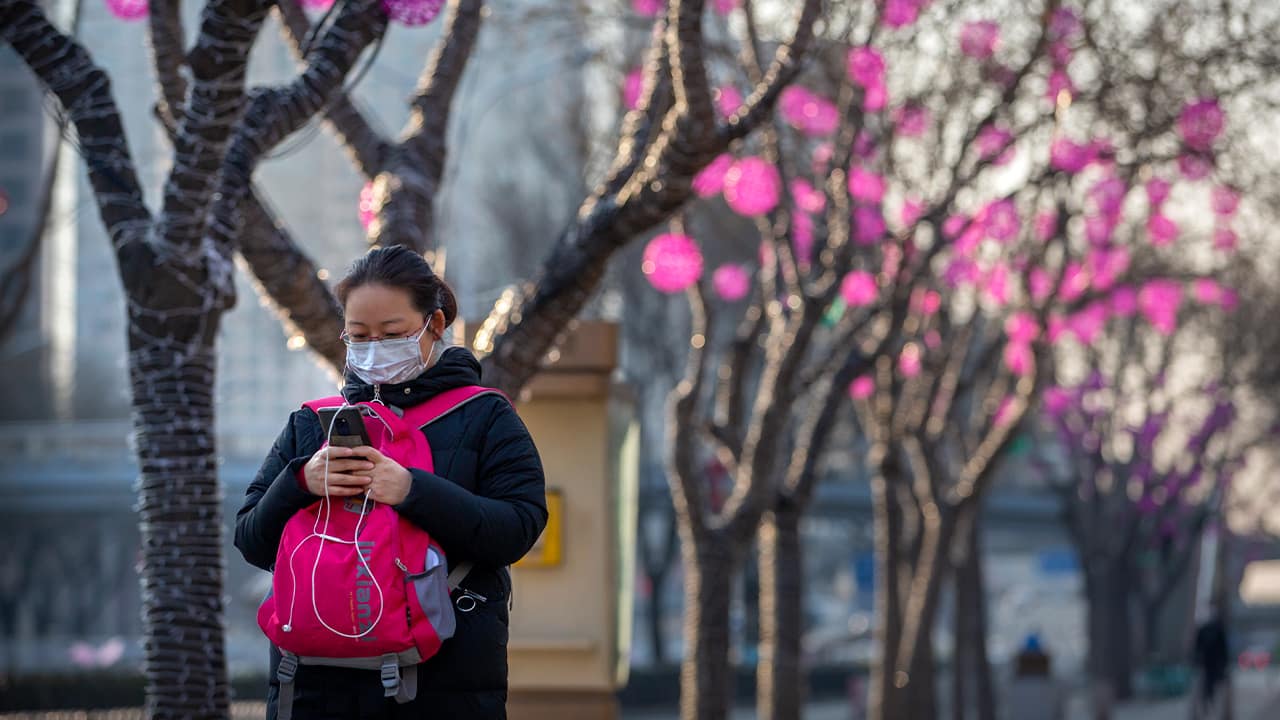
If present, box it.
[954,521,997,720]
[680,540,737,720]
[869,448,906,720]
[1086,558,1135,718]
[757,505,805,720]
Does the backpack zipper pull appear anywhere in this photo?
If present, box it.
[395,558,408,573]
[373,384,383,405]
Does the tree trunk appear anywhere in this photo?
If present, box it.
[132,338,230,718]
[869,449,906,720]
[889,506,953,720]
[1087,558,1135,718]
[1211,531,1234,720]
[954,523,996,720]
[680,540,737,720]
[758,505,805,720]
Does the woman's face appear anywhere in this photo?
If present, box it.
[343,283,443,359]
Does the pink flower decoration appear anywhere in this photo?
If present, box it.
[791,178,826,214]
[643,233,704,293]
[900,197,925,228]
[1138,280,1183,335]
[854,130,879,160]
[358,182,377,229]
[1211,186,1240,216]
[848,166,887,204]
[1050,138,1093,173]
[960,20,1000,60]
[780,87,838,136]
[847,47,887,88]
[1089,176,1127,217]
[1111,286,1138,316]
[632,0,663,16]
[693,154,734,198]
[976,124,1015,164]
[980,199,1020,242]
[1178,98,1225,153]
[841,271,879,307]
[882,244,903,278]
[1049,40,1073,67]
[898,344,923,378]
[849,375,875,400]
[716,85,743,119]
[1146,213,1179,247]
[713,0,740,14]
[1193,278,1224,306]
[893,104,930,137]
[724,157,782,217]
[1046,69,1075,102]
[863,82,889,112]
[1089,246,1130,291]
[1043,386,1073,416]
[793,211,815,266]
[1005,312,1040,343]
[713,264,751,301]
[1049,7,1082,41]
[1029,267,1053,302]
[812,142,834,176]
[1220,289,1240,311]
[1146,177,1172,207]
[105,0,148,20]
[1085,215,1116,245]
[1069,302,1111,344]
[942,214,969,239]
[925,329,942,349]
[912,289,942,316]
[1178,152,1214,181]
[1034,211,1058,242]
[1213,226,1238,252]
[383,0,446,26]
[1061,262,1090,302]
[624,69,644,111]
[1047,315,1068,343]
[1004,341,1034,376]
[944,258,978,287]
[883,0,923,28]
[854,205,888,245]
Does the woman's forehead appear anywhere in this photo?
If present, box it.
[344,283,418,323]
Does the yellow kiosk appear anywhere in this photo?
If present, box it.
[470,320,637,720]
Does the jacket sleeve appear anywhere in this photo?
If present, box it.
[235,410,323,571]
[394,400,549,568]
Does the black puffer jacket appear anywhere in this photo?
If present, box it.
[235,347,548,719]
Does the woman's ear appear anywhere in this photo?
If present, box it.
[430,309,446,341]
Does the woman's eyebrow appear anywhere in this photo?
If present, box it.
[380,317,407,326]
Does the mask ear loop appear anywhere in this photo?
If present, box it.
[281,402,385,639]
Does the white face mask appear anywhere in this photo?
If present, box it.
[344,325,433,386]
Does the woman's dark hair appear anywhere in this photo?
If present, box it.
[335,246,458,327]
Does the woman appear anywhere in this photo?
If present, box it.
[236,246,547,719]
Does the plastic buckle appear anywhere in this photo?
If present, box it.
[380,655,400,697]
[455,589,487,613]
[277,653,298,684]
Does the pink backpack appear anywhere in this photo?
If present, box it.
[257,386,503,719]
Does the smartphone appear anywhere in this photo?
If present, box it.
[316,406,372,450]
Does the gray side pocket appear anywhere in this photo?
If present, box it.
[410,546,457,641]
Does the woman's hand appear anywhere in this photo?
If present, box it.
[359,447,414,505]
[302,446,374,497]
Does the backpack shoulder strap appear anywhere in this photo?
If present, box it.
[400,386,509,431]
[301,396,348,414]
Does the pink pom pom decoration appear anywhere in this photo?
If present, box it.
[854,205,887,245]
[713,265,751,301]
[898,344,923,378]
[791,178,826,214]
[716,85,743,119]
[893,104,930,138]
[624,70,644,111]
[1178,152,1214,181]
[633,0,663,16]
[693,154,734,198]
[1050,138,1093,173]
[723,157,782,217]
[1138,280,1183,336]
[841,271,879,307]
[713,0,740,13]
[358,182,377,229]
[847,47,886,88]
[883,0,923,28]
[1146,213,1179,247]
[1211,186,1240,216]
[105,0,148,21]
[1213,226,1238,252]
[900,197,925,228]
[959,20,1000,60]
[1178,98,1225,153]
[848,166,886,204]
[643,233,704,293]
[1146,177,1172,207]
[849,375,875,400]
[383,0,446,27]
[780,87,839,136]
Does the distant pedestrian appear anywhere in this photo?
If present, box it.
[1192,612,1229,719]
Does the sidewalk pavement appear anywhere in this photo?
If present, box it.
[619,670,1280,720]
